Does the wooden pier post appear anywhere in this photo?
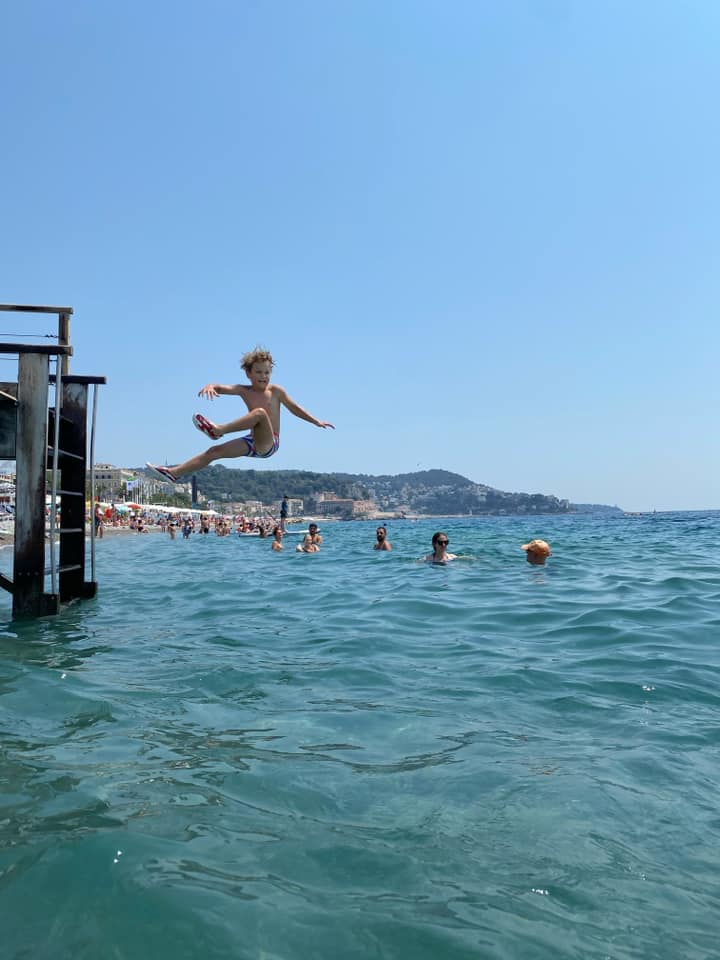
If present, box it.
[58,311,71,379]
[14,352,55,617]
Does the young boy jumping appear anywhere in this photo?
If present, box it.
[147,347,334,482]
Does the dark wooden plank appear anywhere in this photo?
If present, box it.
[59,312,71,378]
[47,446,84,462]
[13,353,49,617]
[44,564,82,575]
[0,344,73,356]
[0,304,73,314]
[50,375,107,385]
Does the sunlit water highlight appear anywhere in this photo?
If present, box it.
[1,513,718,959]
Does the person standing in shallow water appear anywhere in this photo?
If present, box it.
[280,495,289,533]
[94,504,104,539]
[373,526,391,551]
[146,347,334,482]
[424,532,457,563]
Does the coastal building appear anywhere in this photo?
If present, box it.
[90,464,191,502]
[92,464,136,500]
[0,473,15,505]
[313,497,356,519]
[351,499,377,519]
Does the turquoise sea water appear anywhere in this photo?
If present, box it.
[1,512,719,960]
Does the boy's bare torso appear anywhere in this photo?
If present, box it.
[233,383,284,434]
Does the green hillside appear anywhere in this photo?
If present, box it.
[140,465,572,515]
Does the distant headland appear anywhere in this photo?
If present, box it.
[135,465,622,519]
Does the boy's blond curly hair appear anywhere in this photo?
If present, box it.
[240,346,275,374]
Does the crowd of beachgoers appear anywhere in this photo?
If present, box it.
[0,505,289,545]
[91,507,331,552]
[92,506,282,539]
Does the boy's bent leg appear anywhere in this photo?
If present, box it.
[245,408,276,455]
[167,437,251,477]
[195,408,274,445]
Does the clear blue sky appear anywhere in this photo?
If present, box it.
[2,0,718,511]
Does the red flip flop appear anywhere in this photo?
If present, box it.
[146,462,178,483]
[192,413,220,440]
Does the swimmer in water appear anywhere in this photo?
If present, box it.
[521,539,552,565]
[296,533,320,553]
[424,531,457,564]
[373,526,391,551]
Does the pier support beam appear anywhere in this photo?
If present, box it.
[13,353,55,617]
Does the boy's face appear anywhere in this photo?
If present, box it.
[248,361,272,388]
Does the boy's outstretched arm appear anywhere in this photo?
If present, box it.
[198,383,246,399]
[276,387,335,429]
